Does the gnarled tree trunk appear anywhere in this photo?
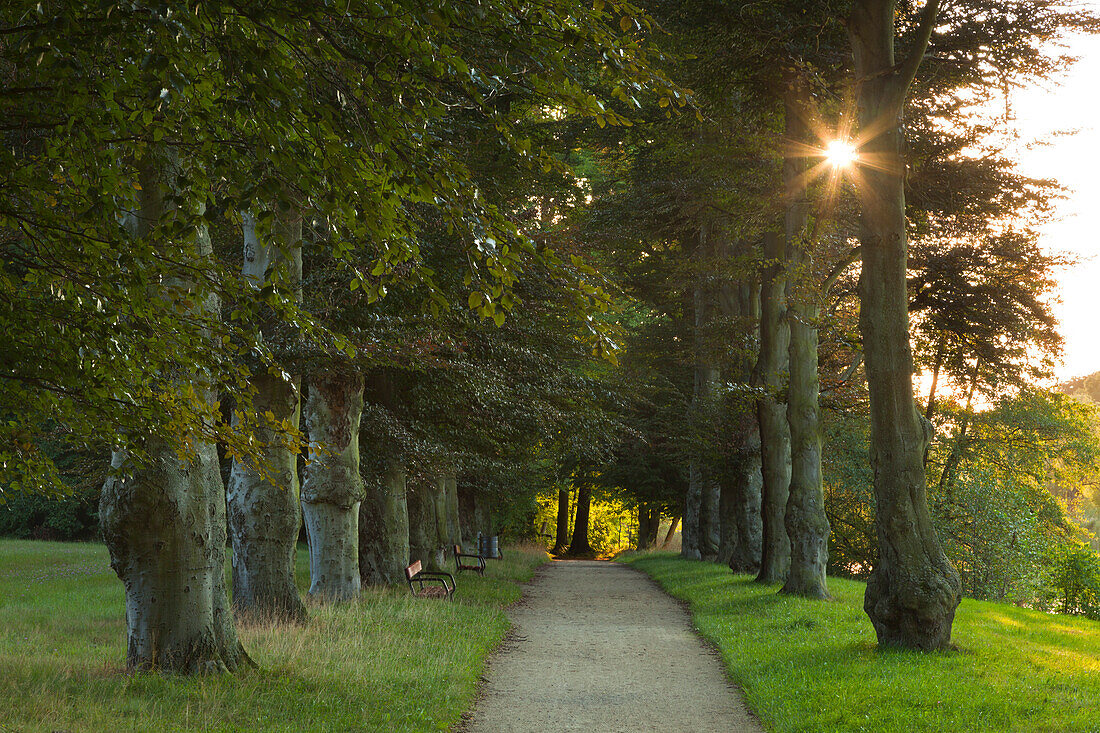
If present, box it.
[850,0,960,649]
[227,208,306,623]
[755,232,792,584]
[302,369,364,601]
[101,158,249,672]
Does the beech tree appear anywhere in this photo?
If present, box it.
[227,209,307,622]
[99,154,250,673]
[302,368,365,601]
[849,0,962,650]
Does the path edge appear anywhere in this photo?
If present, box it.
[618,560,767,731]
[452,560,554,732]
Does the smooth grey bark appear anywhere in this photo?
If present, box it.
[553,487,571,554]
[850,0,961,650]
[227,208,306,623]
[302,369,364,601]
[100,159,249,672]
[778,87,830,599]
[755,232,792,584]
[358,460,410,585]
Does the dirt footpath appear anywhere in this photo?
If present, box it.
[462,560,762,733]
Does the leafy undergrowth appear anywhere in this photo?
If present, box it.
[0,538,548,732]
[624,553,1100,733]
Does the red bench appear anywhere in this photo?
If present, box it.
[404,560,455,600]
[453,544,486,576]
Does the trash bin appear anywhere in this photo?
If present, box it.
[478,534,500,559]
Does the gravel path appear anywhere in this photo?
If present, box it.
[463,560,763,733]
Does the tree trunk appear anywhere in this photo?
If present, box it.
[778,83,831,599]
[100,158,249,672]
[661,517,681,549]
[924,340,946,423]
[718,264,763,572]
[700,472,721,562]
[407,477,446,569]
[687,224,722,561]
[725,421,764,573]
[637,505,661,550]
[682,468,702,560]
[431,475,451,567]
[444,475,462,547]
[755,232,792,584]
[358,460,410,585]
[566,484,594,556]
[850,0,960,650]
[553,487,571,554]
[302,369,364,602]
[227,208,307,623]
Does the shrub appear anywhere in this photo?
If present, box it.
[1045,544,1100,619]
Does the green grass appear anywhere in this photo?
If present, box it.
[623,552,1100,733]
[0,538,548,732]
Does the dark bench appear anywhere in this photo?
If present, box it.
[404,560,455,600]
[453,544,486,576]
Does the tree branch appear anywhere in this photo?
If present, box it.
[822,245,861,294]
[889,0,942,108]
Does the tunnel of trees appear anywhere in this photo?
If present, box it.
[3,0,1100,672]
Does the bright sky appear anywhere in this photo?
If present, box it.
[1012,6,1100,381]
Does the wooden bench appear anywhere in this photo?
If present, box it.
[453,544,486,576]
[404,560,455,600]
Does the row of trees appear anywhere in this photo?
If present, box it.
[4,0,1099,673]
[581,0,1098,651]
[2,0,677,671]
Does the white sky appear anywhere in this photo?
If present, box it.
[1011,8,1100,380]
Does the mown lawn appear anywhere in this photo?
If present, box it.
[0,538,547,732]
[624,553,1100,733]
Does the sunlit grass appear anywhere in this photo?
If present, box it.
[623,552,1100,733]
[0,538,547,732]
